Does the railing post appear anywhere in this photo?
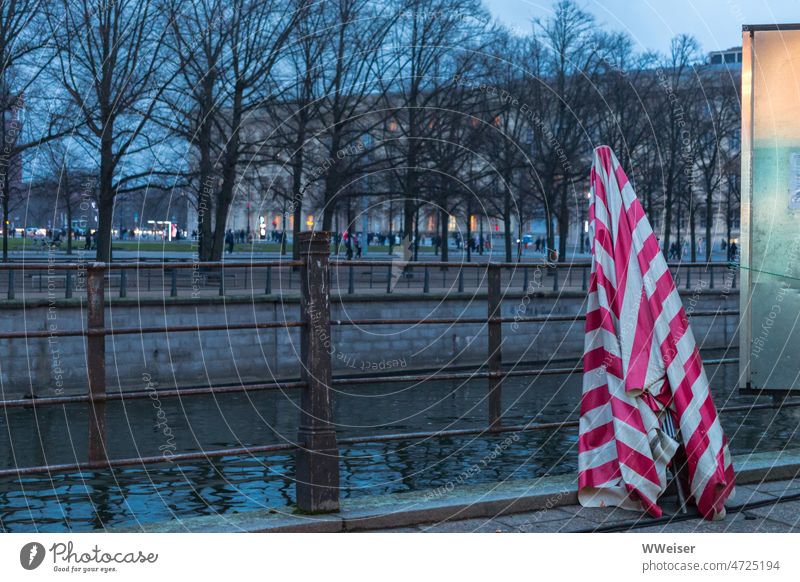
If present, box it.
[65,270,73,299]
[386,263,393,294]
[458,269,464,293]
[523,267,529,292]
[423,266,430,293]
[296,231,339,513]
[265,265,272,294]
[218,267,224,296]
[582,266,588,291]
[348,263,354,294]
[487,264,502,429]
[119,269,127,298]
[552,266,558,292]
[709,264,715,289]
[87,265,107,463]
[686,266,691,290]
[7,269,14,300]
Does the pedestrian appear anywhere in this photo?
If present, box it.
[225,229,234,254]
[728,241,738,262]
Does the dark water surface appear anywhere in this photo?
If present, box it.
[2,362,798,531]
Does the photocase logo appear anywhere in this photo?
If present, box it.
[20,542,46,570]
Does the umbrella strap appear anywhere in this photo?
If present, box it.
[736,263,800,282]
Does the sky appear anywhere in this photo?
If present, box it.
[483,0,800,54]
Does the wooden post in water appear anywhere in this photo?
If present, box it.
[87,264,107,463]
[487,264,503,428]
[296,231,340,512]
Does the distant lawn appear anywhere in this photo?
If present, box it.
[3,236,435,255]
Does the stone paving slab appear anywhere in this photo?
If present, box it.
[746,500,800,528]
[382,478,800,533]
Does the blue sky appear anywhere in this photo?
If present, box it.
[483,0,800,53]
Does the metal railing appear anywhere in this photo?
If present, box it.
[0,231,745,514]
[0,256,738,300]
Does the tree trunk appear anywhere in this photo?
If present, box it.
[66,202,73,255]
[210,90,243,260]
[465,201,472,263]
[440,206,449,263]
[503,190,512,263]
[291,120,306,260]
[2,178,9,262]
[558,181,569,262]
[705,189,713,262]
[96,134,115,263]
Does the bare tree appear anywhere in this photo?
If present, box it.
[1,0,73,260]
[49,0,177,261]
[651,34,702,256]
[162,0,298,260]
[527,0,606,261]
[383,0,490,255]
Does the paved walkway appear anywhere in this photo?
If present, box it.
[378,478,800,533]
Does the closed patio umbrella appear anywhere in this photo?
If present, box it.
[578,145,735,520]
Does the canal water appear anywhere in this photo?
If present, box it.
[1,361,798,531]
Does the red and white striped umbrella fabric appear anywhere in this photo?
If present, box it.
[578,145,735,520]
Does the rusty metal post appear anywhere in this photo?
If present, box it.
[296,231,339,513]
[487,264,502,428]
[86,265,107,463]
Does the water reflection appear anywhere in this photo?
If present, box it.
[1,362,797,531]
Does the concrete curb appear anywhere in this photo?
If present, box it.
[116,448,800,533]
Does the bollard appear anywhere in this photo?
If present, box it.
[523,267,529,292]
[458,269,464,293]
[218,267,224,296]
[710,265,715,289]
[119,269,127,298]
[7,269,14,300]
[265,265,272,295]
[552,266,558,292]
[296,231,339,513]
[171,268,178,297]
[423,266,430,293]
[582,266,588,291]
[65,270,73,299]
[386,263,393,294]
[487,264,502,428]
[86,265,107,463]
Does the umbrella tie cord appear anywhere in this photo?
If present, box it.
[736,263,800,282]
